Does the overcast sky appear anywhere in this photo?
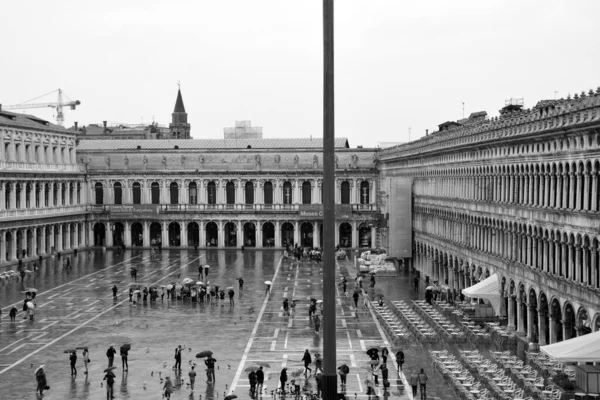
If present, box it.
[2,0,599,147]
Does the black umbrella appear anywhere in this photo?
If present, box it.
[120,344,131,352]
[104,366,117,372]
[366,348,379,356]
[224,395,238,400]
[244,365,260,373]
[196,350,213,358]
[338,364,350,374]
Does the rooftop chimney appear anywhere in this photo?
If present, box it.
[426,129,429,136]
[103,120,107,128]
[74,121,78,130]
[0,104,2,112]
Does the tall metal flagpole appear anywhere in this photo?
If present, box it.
[322,0,337,399]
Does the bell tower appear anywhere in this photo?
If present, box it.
[169,85,191,139]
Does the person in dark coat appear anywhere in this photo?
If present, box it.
[380,363,389,386]
[228,289,235,305]
[104,370,116,400]
[249,370,257,397]
[9,307,17,322]
[120,346,129,371]
[396,349,405,372]
[112,285,118,299]
[256,366,264,394]
[69,351,77,375]
[35,367,48,396]
[238,277,244,290]
[283,298,290,316]
[143,287,148,303]
[279,368,288,393]
[106,346,116,368]
[128,288,133,303]
[381,347,389,364]
[302,349,312,375]
[173,345,184,371]
[205,355,216,383]
[352,291,359,308]
[414,276,419,291]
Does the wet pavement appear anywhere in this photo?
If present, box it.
[0,250,412,400]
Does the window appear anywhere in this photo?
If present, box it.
[151,182,160,204]
[360,181,370,204]
[170,182,179,204]
[44,184,49,207]
[114,182,123,205]
[15,144,21,162]
[341,181,350,204]
[15,183,21,208]
[95,182,104,205]
[283,181,293,204]
[132,182,141,204]
[189,182,197,205]
[302,181,311,204]
[245,181,254,204]
[4,143,10,161]
[263,181,273,204]
[226,182,235,204]
[207,181,216,205]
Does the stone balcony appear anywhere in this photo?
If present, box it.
[86,203,377,214]
[0,205,87,221]
[0,160,86,173]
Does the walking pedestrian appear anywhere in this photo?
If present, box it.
[249,370,257,397]
[362,289,369,308]
[188,366,196,392]
[128,288,133,303]
[409,370,419,397]
[396,349,405,372]
[112,285,118,299]
[120,346,129,371]
[66,257,71,270]
[205,355,216,383]
[365,371,374,395]
[302,349,312,375]
[418,368,428,399]
[204,265,209,278]
[380,363,389,388]
[228,289,235,305]
[104,369,116,400]
[106,346,116,368]
[315,372,323,397]
[143,286,148,303]
[370,273,376,288]
[313,314,321,334]
[69,351,77,376]
[35,367,48,397]
[314,353,323,374]
[9,307,17,322]
[352,291,359,309]
[279,368,288,393]
[256,366,264,394]
[290,300,297,316]
[413,276,419,291]
[82,348,89,375]
[163,376,173,399]
[173,345,184,371]
[338,366,347,387]
[265,282,271,295]
[381,347,389,364]
[283,298,290,316]
[238,277,244,290]
[198,265,203,279]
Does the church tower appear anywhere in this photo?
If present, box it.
[169,87,191,139]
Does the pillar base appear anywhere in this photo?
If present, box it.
[515,330,526,336]
[506,325,516,332]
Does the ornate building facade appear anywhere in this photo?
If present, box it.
[0,108,87,264]
[379,88,600,341]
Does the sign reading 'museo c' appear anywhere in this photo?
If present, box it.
[298,204,352,219]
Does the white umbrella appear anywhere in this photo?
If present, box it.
[182,278,194,284]
[265,281,272,285]
[34,365,45,374]
[204,265,210,269]
[166,285,173,290]
[196,281,204,285]
[316,300,323,304]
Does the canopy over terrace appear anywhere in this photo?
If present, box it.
[461,273,502,315]
[541,330,600,362]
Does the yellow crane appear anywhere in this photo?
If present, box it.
[4,88,81,126]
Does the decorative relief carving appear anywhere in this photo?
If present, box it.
[294,155,299,169]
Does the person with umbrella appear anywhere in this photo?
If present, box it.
[338,277,347,297]
[106,345,116,368]
[370,273,376,288]
[103,368,116,400]
[248,369,257,397]
[338,364,349,388]
[205,355,216,383]
[69,351,77,376]
[256,366,264,394]
[9,306,17,322]
[143,286,148,303]
[290,299,297,316]
[204,265,209,279]
[283,298,290,316]
[264,280,272,295]
[314,353,323,374]
[396,349,405,372]
[302,349,312,375]
[112,285,118,299]
[308,299,317,317]
[279,367,288,394]
[35,366,48,396]
[128,288,133,303]
[120,344,130,371]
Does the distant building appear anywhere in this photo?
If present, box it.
[377,141,405,148]
[223,121,263,140]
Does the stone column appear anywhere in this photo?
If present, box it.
[56,225,63,251]
[293,221,299,246]
[86,222,93,247]
[181,222,188,247]
[161,221,168,248]
[0,230,6,262]
[198,221,205,247]
[218,220,224,247]
[314,221,320,248]
[568,172,576,209]
[274,220,281,247]
[143,221,150,247]
[538,311,548,345]
[371,227,377,247]
[575,244,582,282]
[9,183,16,209]
[592,172,599,212]
[106,224,113,247]
[123,221,131,247]
[256,221,263,248]
[576,172,583,210]
[64,224,71,250]
[527,304,536,341]
[351,220,358,248]
[507,296,516,331]
[516,299,526,336]
[236,221,242,248]
[73,224,79,249]
[549,316,558,344]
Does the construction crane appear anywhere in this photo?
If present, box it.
[4,88,81,126]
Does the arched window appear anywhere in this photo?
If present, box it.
[170,182,179,204]
[44,184,49,207]
[302,181,311,204]
[15,183,22,208]
[207,181,216,205]
[114,182,122,205]
[245,181,254,204]
[340,181,350,204]
[283,181,293,204]
[263,181,273,205]
[132,182,141,204]
[360,181,370,204]
[151,182,160,204]
[95,182,104,205]
[226,182,236,204]
[189,182,197,204]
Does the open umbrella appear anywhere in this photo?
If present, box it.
[309,297,317,303]
[264,281,272,285]
[182,278,194,284]
[237,277,243,280]
[204,265,210,269]
[133,290,140,294]
[34,365,45,374]
[104,366,117,372]
[256,361,271,367]
[121,344,131,351]
[339,364,350,374]
[244,365,260,373]
[425,286,433,291]
[166,284,173,290]
[316,300,323,304]
[160,285,167,288]
[225,286,234,290]
[196,351,213,358]
[196,281,204,285]
[75,346,89,351]
[224,395,238,400]
[369,271,377,275]
[63,349,77,354]
[366,348,379,356]
[25,288,38,293]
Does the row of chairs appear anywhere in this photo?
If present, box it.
[371,302,412,345]
[390,301,439,343]
[431,350,489,400]
[413,300,468,343]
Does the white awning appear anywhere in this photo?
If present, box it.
[541,330,600,362]
[461,273,502,315]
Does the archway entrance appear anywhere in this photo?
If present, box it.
[262,222,275,247]
[577,307,591,336]
[529,289,538,343]
[131,222,143,246]
[5,231,13,260]
[224,222,237,247]
[300,222,313,247]
[93,222,105,246]
[319,223,323,248]
[339,222,352,248]
[16,230,23,258]
[359,224,371,247]
[168,222,181,246]
[539,292,549,345]
[281,222,294,247]
[243,222,256,247]
[564,303,576,340]
[550,298,563,343]
[187,222,199,247]
[36,227,43,255]
[149,222,162,247]
[112,222,124,246]
[205,222,218,246]
[26,229,33,256]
